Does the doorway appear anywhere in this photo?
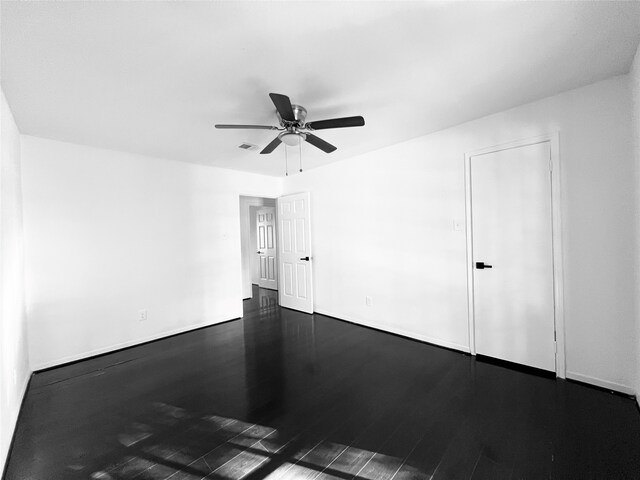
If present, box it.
[465,135,565,376]
[239,196,277,299]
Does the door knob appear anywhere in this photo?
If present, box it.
[300,256,310,261]
[476,262,493,269]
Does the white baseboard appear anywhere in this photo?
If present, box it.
[566,371,635,396]
[314,309,638,399]
[1,371,30,474]
[314,308,470,354]
[33,313,242,371]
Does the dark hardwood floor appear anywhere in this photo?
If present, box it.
[4,286,640,479]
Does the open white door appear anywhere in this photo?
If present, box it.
[277,192,313,313]
[256,207,277,290]
[470,141,556,372]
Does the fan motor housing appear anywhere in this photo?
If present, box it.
[277,104,307,126]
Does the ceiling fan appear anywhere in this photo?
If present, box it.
[215,93,365,154]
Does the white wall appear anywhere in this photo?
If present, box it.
[239,196,277,299]
[21,137,281,369]
[0,91,30,473]
[631,42,640,405]
[284,74,637,394]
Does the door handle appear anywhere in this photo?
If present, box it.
[257,251,263,254]
[300,256,310,261]
[475,262,493,269]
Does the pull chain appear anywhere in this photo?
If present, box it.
[284,144,289,176]
[299,138,303,172]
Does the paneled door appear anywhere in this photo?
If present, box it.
[256,207,277,290]
[278,192,313,313]
[470,141,556,372]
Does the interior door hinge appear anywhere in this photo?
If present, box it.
[549,159,553,171]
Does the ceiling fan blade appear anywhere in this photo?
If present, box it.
[269,93,296,122]
[304,133,337,153]
[260,136,282,154]
[215,124,279,130]
[305,116,365,130]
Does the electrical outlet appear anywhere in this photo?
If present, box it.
[365,296,373,307]
[138,309,148,322]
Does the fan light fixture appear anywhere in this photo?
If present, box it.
[279,131,305,146]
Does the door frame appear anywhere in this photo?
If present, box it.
[464,133,565,378]
[238,194,278,300]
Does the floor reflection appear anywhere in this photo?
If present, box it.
[243,286,286,423]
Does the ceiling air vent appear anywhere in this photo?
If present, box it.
[238,143,258,151]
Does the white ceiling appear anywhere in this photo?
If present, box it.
[2,1,640,177]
